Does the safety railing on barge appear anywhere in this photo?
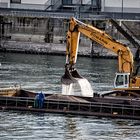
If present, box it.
[0,96,140,120]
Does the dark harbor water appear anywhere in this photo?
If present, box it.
[0,53,117,93]
[0,52,140,140]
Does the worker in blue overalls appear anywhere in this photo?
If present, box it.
[34,91,45,108]
[38,91,45,108]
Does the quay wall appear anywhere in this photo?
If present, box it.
[1,40,117,58]
[0,16,139,58]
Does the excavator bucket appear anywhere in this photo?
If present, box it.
[61,66,83,85]
[71,69,83,78]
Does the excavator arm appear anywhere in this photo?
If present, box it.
[66,17,133,73]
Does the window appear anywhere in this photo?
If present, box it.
[92,0,101,8]
[114,73,130,88]
[116,75,124,86]
[10,0,21,4]
[92,0,97,6]
[62,0,72,5]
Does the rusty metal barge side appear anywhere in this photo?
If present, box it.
[0,95,140,120]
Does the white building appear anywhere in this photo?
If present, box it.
[0,0,46,10]
[102,0,140,13]
[0,0,140,13]
[0,0,140,20]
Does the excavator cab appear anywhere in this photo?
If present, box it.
[114,73,130,88]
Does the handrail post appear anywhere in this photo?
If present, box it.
[16,98,18,107]
[122,104,124,115]
[6,97,7,107]
[100,103,102,113]
[133,106,135,116]
[57,101,59,110]
[47,100,49,109]
[68,101,70,111]
[89,103,91,112]
[26,98,28,107]
[78,102,80,111]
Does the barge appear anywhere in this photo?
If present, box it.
[0,87,140,120]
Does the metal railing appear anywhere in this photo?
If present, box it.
[0,8,75,19]
[0,96,140,119]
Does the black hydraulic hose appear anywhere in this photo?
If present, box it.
[133,65,140,76]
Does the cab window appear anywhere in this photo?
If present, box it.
[116,75,124,86]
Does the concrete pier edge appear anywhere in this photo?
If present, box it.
[0,40,117,59]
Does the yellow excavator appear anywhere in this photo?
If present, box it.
[61,17,140,95]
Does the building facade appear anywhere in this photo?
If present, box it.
[0,0,140,18]
[0,0,140,45]
[102,0,140,13]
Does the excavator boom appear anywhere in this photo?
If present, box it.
[67,17,133,73]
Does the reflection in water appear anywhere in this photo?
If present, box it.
[64,117,78,140]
